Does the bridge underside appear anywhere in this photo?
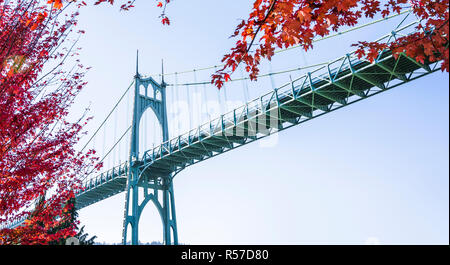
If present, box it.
[75,50,440,209]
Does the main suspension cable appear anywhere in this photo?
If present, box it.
[80,80,134,152]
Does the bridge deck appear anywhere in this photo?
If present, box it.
[75,49,439,209]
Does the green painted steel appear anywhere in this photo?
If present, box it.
[118,55,178,245]
[76,30,441,218]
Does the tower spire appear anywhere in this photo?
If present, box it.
[161,59,165,85]
[136,50,140,77]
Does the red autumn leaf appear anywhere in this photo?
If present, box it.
[210,0,449,88]
[0,0,98,245]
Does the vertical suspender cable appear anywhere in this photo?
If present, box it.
[169,78,174,139]
[269,61,276,90]
[175,72,181,136]
[118,126,121,164]
[186,84,192,130]
[193,69,201,125]
[223,82,228,113]
[92,134,96,155]
[102,125,107,168]
[126,87,130,162]
[152,110,156,146]
[144,107,148,152]
[214,66,223,115]
[202,82,210,120]
[240,67,249,103]
[217,88,223,116]
[113,109,118,166]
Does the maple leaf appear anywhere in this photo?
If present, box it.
[161,17,170,25]
[0,0,97,245]
[211,0,449,87]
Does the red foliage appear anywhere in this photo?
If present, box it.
[89,0,448,89]
[0,0,96,244]
[94,0,171,22]
[212,0,449,88]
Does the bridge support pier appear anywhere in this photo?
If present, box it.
[162,179,178,245]
[122,175,178,245]
[122,57,178,245]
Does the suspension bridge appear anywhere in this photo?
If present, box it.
[2,12,445,245]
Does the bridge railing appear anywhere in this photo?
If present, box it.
[139,20,421,165]
[79,18,426,189]
[78,161,129,194]
[79,20,422,186]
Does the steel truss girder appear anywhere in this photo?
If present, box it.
[131,51,439,186]
[74,55,439,238]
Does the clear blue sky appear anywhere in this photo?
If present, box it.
[69,0,449,244]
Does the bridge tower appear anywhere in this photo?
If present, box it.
[122,52,178,245]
